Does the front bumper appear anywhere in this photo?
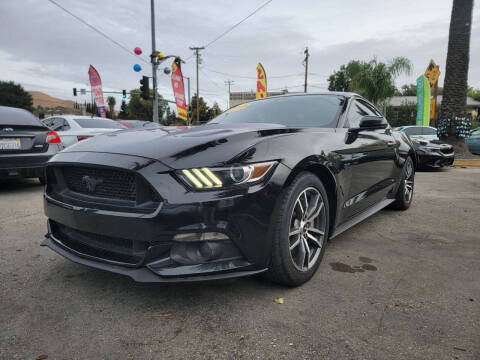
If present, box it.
[416,151,454,169]
[43,152,290,282]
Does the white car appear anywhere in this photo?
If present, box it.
[41,115,126,147]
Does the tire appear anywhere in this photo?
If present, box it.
[389,156,415,210]
[38,176,46,186]
[265,172,330,287]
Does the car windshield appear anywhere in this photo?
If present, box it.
[74,118,126,129]
[0,106,45,127]
[209,95,344,128]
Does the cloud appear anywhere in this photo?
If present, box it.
[0,0,478,110]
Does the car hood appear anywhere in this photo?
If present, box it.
[61,123,298,169]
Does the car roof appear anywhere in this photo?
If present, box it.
[400,125,437,129]
[44,115,112,121]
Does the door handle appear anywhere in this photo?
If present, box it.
[387,141,396,147]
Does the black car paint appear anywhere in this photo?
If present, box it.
[411,140,454,169]
[42,93,415,282]
[0,106,63,180]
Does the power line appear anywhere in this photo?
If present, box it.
[202,67,312,80]
[185,0,273,61]
[203,0,273,49]
[46,0,149,64]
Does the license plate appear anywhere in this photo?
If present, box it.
[0,138,21,150]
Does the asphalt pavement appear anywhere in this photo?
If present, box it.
[1,167,479,360]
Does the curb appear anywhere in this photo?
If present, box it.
[453,159,480,167]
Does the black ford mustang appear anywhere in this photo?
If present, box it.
[42,93,415,286]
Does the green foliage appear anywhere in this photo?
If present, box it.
[118,100,129,119]
[328,57,412,106]
[126,89,166,121]
[467,87,480,101]
[327,61,363,92]
[107,96,116,119]
[0,81,33,111]
[352,57,412,106]
[385,101,419,127]
[395,84,417,96]
[190,95,222,123]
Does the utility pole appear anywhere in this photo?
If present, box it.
[189,46,204,124]
[225,79,234,108]
[303,47,309,93]
[150,0,159,123]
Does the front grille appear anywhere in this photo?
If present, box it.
[62,166,136,201]
[46,165,162,213]
[441,147,454,155]
[50,220,147,265]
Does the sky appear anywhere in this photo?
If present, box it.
[0,0,478,111]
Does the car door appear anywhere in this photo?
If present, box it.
[336,98,397,221]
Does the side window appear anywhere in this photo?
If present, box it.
[60,118,70,131]
[346,100,376,127]
[422,127,437,135]
[42,118,54,129]
[404,127,422,136]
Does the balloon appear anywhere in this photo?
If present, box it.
[133,64,141,72]
[134,47,142,55]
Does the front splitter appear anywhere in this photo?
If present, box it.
[41,237,267,283]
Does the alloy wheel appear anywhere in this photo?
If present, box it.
[288,187,327,271]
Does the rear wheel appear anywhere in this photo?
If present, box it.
[265,172,329,286]
[390,156,414,210]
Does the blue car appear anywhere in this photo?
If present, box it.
[466,127,480,155]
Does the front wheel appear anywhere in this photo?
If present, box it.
[389,156,414,210]
[265,172,329,287]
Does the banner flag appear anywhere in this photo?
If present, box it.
[256,63,267,99]
[171,58,188,122]
[416,75,430,127]
[88,65,107,118]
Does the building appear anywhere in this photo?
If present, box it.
[229,90,297,107]
[388,95,480,118]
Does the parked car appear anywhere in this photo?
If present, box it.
[0,106,64,184]
[466,127,480,155]
[41,115,126,147]
[42,93,416,286]
[411,138,454,169]
[398,125,439,141]
[118,120,162,129]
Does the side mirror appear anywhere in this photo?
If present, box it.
[345,116,388,144]
[358,116,388,130]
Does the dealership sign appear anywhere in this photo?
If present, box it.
[171,58,188,122]
[256,63,267,99]
[416,74,430,126]
[87,65,107,118]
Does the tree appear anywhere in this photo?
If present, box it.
[467,87,480,101]
[190,95,221,123]
[0,81,33,111]
[126,89,166,122]
[107,96,116,119]
[351,57,412,107]
[328,61,363,92]
[118,100,129,119]
[440,0,474,151]
[395,84,417,96]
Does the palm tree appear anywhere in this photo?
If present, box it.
[107,96,116,119]
[440,0,473,151]
[351,57,412,107]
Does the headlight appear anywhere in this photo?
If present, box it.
[177,161,277,190]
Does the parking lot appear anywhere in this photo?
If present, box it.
[1,167,479,360]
